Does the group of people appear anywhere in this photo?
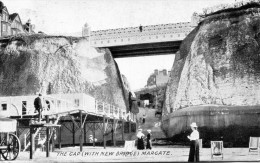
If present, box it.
[136,122,200,162]
[139,114,146,124]
[136,128,152,150]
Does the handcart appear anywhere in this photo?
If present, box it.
[0,117,20,160]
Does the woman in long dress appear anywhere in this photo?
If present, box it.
[187,122,200,162]
[146,129,152,149]
[136,128,145,150]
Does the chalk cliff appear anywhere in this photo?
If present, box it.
[163,3,260,146]
[0,35,128,110]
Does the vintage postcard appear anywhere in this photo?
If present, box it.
[0,0,260,162]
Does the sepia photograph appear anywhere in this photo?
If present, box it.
[0,0,260,162]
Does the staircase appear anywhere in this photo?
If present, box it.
[18,128,30,150]
[22,116,60,151]
[137,107,166,139]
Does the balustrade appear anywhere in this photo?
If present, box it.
[1,94,127,120]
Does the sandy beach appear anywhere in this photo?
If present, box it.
[2,146,260,162]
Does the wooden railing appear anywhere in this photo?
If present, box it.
[3,94,130,120]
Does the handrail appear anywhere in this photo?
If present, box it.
[11,104,20,117]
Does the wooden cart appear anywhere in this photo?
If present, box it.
[0,117,20,160]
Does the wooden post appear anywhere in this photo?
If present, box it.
[72,122,75,146]
[46,115,50,157]
[113,118,116,147]
[93,123,96,147]
[80,111,83,152]
[51,128,55,152]
[129,121,132,133]
[29,127,34,159]
[46,115,49,123]
[84,123,86,144]
[24,134,27,149]
[112,119,114,146]
[122,120,124,141]
[51,120,55,152]
[46,130,50,157]
[114,118,118,147]
[59,126,61,149]
[103,115,106,149]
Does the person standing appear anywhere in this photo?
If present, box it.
[136,128,145,150]
[146,129,152,150]
[139,24,143,32]
[34,93,43,122]
[142,114,146,124]
[139,117,143,124]
[187,122,200,162]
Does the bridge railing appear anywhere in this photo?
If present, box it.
[90,22,193,37]
[88,22,194,47]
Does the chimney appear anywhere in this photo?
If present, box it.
[82,22,91,37]
[163,69,167,76]
[25,19,32,33]
[154,69,158,75]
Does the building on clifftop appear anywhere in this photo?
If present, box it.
[0,1,36,37]
[82,22,91,37]
[146,69,171,87]
[0,2,11,37]
[23,19,35,34]
[9,13,25,35]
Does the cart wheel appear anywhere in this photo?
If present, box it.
[1,133,20,160]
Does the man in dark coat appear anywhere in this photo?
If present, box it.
[34,93,43,122]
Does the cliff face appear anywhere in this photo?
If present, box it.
[166,7,260,112]
[163,5,260,146]
[0,35,127,110]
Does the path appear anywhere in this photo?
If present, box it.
[137,107,166,139]
[5,146,260,162]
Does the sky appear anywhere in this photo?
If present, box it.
[3,0,236,90]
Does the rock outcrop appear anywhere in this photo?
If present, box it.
[163,3,260,147]
[0,35,128,110]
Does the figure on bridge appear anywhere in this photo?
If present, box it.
[34,93,43,122]
[139,24,143,32]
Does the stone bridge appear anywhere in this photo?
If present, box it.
[83,19,198,58]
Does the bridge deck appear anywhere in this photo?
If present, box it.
[109,41,182,58]
[84,22,195,57]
